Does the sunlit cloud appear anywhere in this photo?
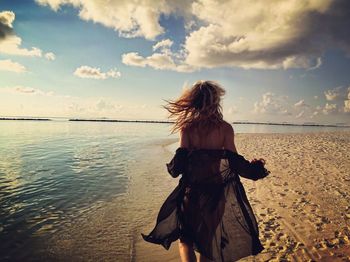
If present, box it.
[184,0,349,70]
[36,0,350,71]
[324,86,346,101]
[122,39,196,72]
[322,103,338,115]
[343,87,350,113]
[0,59,26,73]
[0,10,15,39]
[45,52,56,61]
[294,100,309,108]
[253,92,291,115]
[152,39,173,52]
[35,0,191,40]
[0,86,54,96]
[1,1,350,125]
[122,52,197,72]
[0,35,43,57]
[0,10,52,58]
[73,66,121,79]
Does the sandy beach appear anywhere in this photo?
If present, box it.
[135,131,350,261]
[40,131,350,261]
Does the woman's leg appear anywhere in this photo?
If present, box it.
[178,239,196,262]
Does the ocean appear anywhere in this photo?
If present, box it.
[0,120,348,260]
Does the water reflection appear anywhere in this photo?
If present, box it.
[0,121,174,259]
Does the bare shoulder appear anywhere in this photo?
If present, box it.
[221,121,234,135]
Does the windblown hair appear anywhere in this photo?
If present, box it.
[163,80,226,134]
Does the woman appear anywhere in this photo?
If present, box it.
[142,80,269,262]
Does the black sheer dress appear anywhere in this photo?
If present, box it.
[142,147,270,261]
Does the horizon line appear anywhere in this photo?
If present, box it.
[0,116,349,128]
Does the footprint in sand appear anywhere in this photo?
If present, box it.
[247,188,255,193]
[278,202,288,208]
[314,215,331,231]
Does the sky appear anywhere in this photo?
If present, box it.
[0,0,350,124]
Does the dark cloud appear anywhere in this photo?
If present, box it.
[301,0,350,55]
[185,0,350,69]
[0,11,15,40]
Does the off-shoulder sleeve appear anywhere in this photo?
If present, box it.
[166,147,188,178]
[227,151,270,181]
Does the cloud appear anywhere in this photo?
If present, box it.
[35,0,350,71]
[310,111,319,119]
[0,35,43,56]
[122,52,173,70]
[45,52,56,61]
[35,0,191,40]
[227,106,238,114]
[311,87,350,115]
[307,57,322,71]
[122,51,196,72]
[324,86,343,101]
[184,0,350,70]
[0,85,54,96]
[183,0,349,70]
[344,100,350,113]
[0,10,14,39]
[95,99,123,111]
[253,92,291,115]
[295,110,305,119]
[122,39,196,72]
[0,85,164,119]
[294,99,309,107]
[153,39,173,52]
[121,52,146,67]
[0,10,52,58]
[344,87,350,113]
[0,59,26,73]
[322,103,338,115]
[73,66,121,79]
[65,98,155,119]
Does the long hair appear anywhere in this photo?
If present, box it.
[163,80,226,134]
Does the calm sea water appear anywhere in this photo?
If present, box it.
[0,121,176,259]
[0,120,348,260]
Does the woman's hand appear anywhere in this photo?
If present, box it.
[250,158,266,165]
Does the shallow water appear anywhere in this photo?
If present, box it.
[0,121,175,260]
[0,120,348,260]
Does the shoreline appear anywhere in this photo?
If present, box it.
[2,131,349,261]
[1,116,349,128]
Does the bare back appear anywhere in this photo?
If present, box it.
[180,121,237,153]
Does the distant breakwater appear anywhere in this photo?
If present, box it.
[0,117,51,121]
[69,119,173,124]
[0,117,349,128]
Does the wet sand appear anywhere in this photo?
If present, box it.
[41,132,350,261]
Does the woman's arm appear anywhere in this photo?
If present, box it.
[223,123,238,153]
[167,128,189,178]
